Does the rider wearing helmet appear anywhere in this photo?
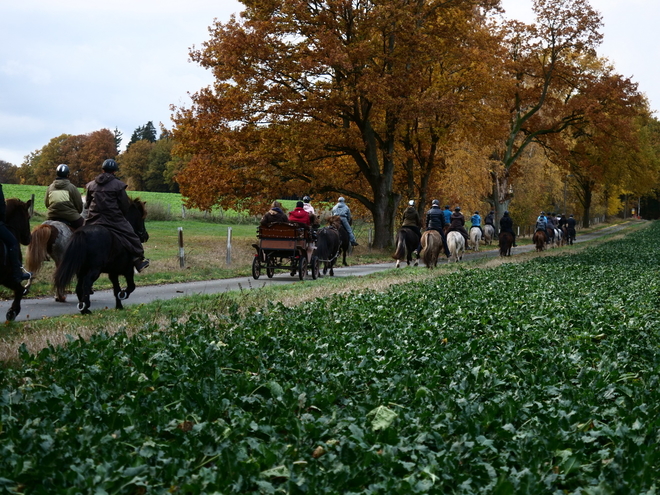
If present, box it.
[499,210,517,246]
[443,205,452,225]
[45,164,84,230]
[535,211,548,243]
[332,197,358,246]
[448,206,469,247]
[84,159,149,272]
[401,200,422,255]
[425,200,449,257]
[470,210,483,237]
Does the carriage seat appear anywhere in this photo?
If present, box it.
[257,221,312,240]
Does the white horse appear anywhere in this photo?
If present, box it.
[554,228,563,246]
[483,224,495,245]
[446,231,465,262]
[469,226,482,252]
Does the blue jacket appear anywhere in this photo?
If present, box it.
[471,214,481,227]
[443,209,452,224]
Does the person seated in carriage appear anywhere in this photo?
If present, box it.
[470,211,483,237]
[0,184,31,285]
[288,201,311,226]
[85,159,150,273]
[448,206,469,248]
[260,200,288,226]
[45,164,84,230]
[499,210,517,246]
[425,199,449,257]
[401,199,422,255]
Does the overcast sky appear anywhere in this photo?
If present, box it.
[1,0,658,166]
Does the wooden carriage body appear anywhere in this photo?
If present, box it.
[252,222,319,280]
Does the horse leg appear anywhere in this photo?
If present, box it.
[109,273,124,310]
[77,268,100,315]
[6,284,24,321]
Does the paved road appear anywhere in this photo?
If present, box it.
[8,223,628,322]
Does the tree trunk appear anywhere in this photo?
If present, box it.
[370,189,401,249]
[490,168,512,230]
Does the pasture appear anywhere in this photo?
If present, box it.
[0,221,658,492]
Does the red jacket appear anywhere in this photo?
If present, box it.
[288,207,311,225]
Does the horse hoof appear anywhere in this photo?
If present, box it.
[77,302,86,311]
[81,309,92,315]
[5,310,16,322]
[118,290,128,300]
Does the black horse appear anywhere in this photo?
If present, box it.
[499,231,513,257]
[315,216,348,276]
[0,198,33,321]
[334,215,350,267]
[393,227,420,267]
[54,198,148,314]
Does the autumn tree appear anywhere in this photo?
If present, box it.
[172,0,501,248]
[22,129,117,187]
[0,160,19,184]
[487,0,603,223]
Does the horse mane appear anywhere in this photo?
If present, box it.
[327,215,342,229]
[129,197,147,219]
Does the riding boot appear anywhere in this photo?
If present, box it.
[8,246,31,285]
[133,257,150,273]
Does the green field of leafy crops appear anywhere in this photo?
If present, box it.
[1,223,660,493]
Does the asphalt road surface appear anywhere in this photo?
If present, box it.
[8,223,627,322]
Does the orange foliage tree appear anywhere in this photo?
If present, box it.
[487,0,603,224]
[172,0,501,247]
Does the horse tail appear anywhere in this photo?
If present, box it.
[54,230,88,291]
[25,224,53,274]
[316,228,338,261]
[420,231,435,267]
[393,231,407,260]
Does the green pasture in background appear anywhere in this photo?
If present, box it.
[0,222,658,492]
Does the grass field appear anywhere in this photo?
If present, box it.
[0,220,656,493]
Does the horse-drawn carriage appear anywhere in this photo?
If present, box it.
[252,222,320,280]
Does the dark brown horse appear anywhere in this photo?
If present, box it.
[420,230,442,268]
[533,230,546,252]
[393,227,420,268]
[54,198,148,314]
[0,198,33,321]
[315,216,342,276]
[499,231,513,257]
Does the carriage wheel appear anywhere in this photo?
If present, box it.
[251,257,261,279]
[298,256,308,281]
[266,257,275,278]
[311,256,320,280]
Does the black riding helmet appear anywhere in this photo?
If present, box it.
[102,159,119,172]
[56,164,69,178]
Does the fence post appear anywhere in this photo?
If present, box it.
[368,228,373,252]
[181,205,186,219]
[226,227,232,266]
[178,227,185,268]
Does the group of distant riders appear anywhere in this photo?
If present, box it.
[399,199,577,258]
[0,159,150,287]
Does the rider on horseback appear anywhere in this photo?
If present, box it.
[332,197,358,246]
[448,207,469,248]
[0,184,31,285]
[84,159,150,273]
[45,164,84,230]
[499,210,517,246]
[535,211,548,243]
[425,200,450,257]
[402,200,422,255]
[470,211,484,237]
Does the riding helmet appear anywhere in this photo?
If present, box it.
[408,200,415,206]
[432,199,440,206]
[455,206,461,211]
[303,196,311,203]
[338,197,345,203]
[102,158,119,172]
[56,163,69,178]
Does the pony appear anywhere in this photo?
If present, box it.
[420,230,442,268]
[566,225,576,245]
[446,231,465,262]
[554,228,563,247]
[483,224,495,245]
[393,227,420,268]
[545,227,555,247]
[0,198,33,321]
[498,231,513,257]
[54,198,148,315]
[25,221,74,302]
[533,230,546,252]
[329,215,350,267]
[315,216,342,276]
[469,226,482,252]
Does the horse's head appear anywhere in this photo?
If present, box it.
[128,198,149,243]
[5,198,32,246]
[327,215,342,230]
